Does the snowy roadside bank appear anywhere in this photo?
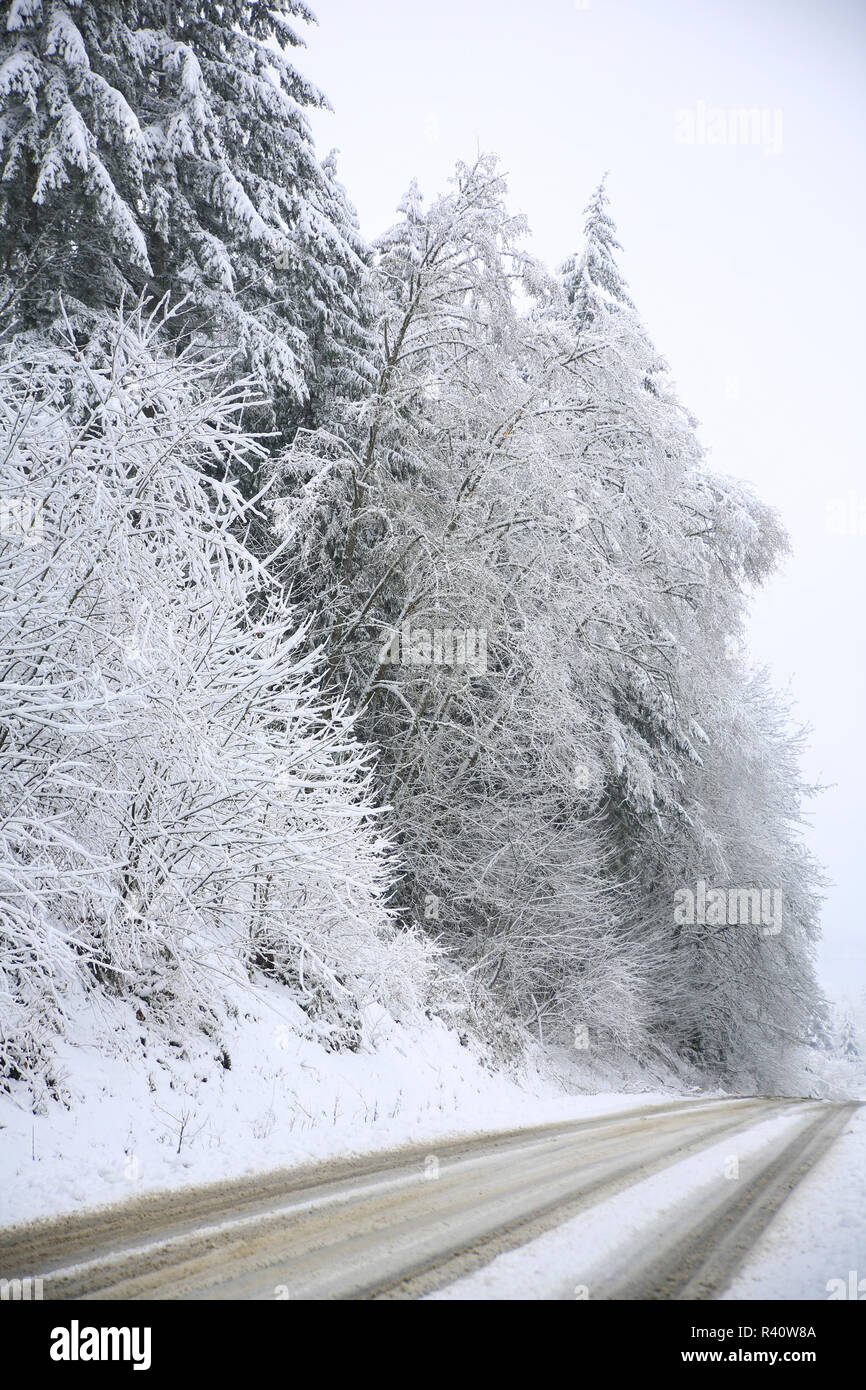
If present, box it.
[0,975,695,1231]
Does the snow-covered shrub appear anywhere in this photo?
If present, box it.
[0,303,427,1103]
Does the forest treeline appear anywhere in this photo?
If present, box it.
[0,1,826,1102]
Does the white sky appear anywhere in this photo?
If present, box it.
[301,0,866,1003]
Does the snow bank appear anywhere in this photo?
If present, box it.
[0,973,686,1230]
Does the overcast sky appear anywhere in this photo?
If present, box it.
[301,0,866,1003]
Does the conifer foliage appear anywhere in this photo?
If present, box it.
[0,0,373,427]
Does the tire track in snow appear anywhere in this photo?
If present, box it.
[0,1096,823,1300]
[591,1100,859,1300]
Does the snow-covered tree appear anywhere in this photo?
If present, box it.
[0,1,375,435]
[531,185,823,1084]
[560,177,635,324]
[0,68,827,1092]
[274,156,824,1080]
[836,1010,861,1062]
[272,158,662,1052]
[0,302,426,1105]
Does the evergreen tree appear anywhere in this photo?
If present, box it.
[0,0,375,433]
[560,176,636,325]
[837,1010,861,1062]
[550,191,823,1084]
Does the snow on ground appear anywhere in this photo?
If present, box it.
[721,1104,866,1301]
[426,1109,817,1300]
[0,974,691,1230]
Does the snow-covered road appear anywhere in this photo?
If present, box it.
[0,1096,857,1300]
